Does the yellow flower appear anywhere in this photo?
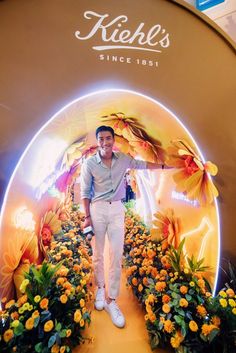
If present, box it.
[74,309,82,323]
[51,344,60,353]
[25,317,34,330]
[22,302,30,311]
[219,298,227,308]
[11,320,20,328]
[80,319,85,327]
[60,347,66,353]
[80,299,85,307]
[164,320,174,333]
[229,299,236,307]
[179,298,188,307]
[40,298,49,310]
[219,290,227,298]
[60,295,68,304]
[189,320,198,332]
[184,268,189,274]
[66,329,72,337]
[34,295,41,303]
[44,320,54,332]
[162,304,171,313]
[189,281,195,287]
[18,307,25,314]
[232,308,236,315]
[3,329,14,343]
[19,279,30,293]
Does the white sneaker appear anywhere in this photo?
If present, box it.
[105,300,125,328]
[95,287,105,310]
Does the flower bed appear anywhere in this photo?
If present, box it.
[0,208,93,353]
[124,208,236,353]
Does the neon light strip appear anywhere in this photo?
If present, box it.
[0,88,221,295]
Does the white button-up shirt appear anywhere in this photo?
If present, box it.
[80,151,147,202]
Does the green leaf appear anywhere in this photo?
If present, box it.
[55,322,62,331]
[209,328,219,343]
[35,342,43,353]
[185,294,192,301]
[14,322,24,336]
[174,315,183,325]
[34,316,40,328]
[48,334,57,348]
[59,329,67,338]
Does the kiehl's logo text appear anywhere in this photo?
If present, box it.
[75,11,170,53]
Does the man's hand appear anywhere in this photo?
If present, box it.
[83,216,92,229]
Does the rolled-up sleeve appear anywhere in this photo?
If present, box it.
[127,155,147,170]
[80,160,93,199]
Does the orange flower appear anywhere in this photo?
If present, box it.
[152,209,181,249]
[32,310,40,319]
[132,277,138,286]
[25,317,34,330]
[60,347,66,353]
[56,277,65,286]
[196,305,207,317]
[161,256,171,269]
[167,139,218,205]
[60,295,68,304]
[162,294,171,303]
[148,312,156,323]
[211,316,221,327]
[51,344,60,353]
[146,294,156,304]
[17,294,28,307]
[80,299,85,307]
[74,309,82,323]
[3,329,14,343]
[66,329,72,337]
[189,320,198,332]
[179,298,188,307]
[5,299,15,309]
[201,324,218,336]
[164,320,174,333]
[180,286,188,294]
[44,320,54,332]
[142,277,149,286]
[170,330,184,348]
[10,311,19,320]
[80,319,85,327]
[162,304,171,313]
[155,281,166,292]
[226,288,235,297]
[40,298,49,310]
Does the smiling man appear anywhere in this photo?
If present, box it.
[80,125,165,328]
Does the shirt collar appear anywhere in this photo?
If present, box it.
[95,150,118,164]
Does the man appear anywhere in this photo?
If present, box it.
[80,125,166,328]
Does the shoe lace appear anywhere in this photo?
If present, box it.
[110,301,122,318]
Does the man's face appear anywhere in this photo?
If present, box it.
[97,131,114,156]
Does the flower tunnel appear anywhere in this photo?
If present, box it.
[0,89,220,302]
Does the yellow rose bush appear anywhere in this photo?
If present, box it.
[124,207,236,353]
[0,206,93,353]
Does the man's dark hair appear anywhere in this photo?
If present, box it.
[95,125,115,138]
